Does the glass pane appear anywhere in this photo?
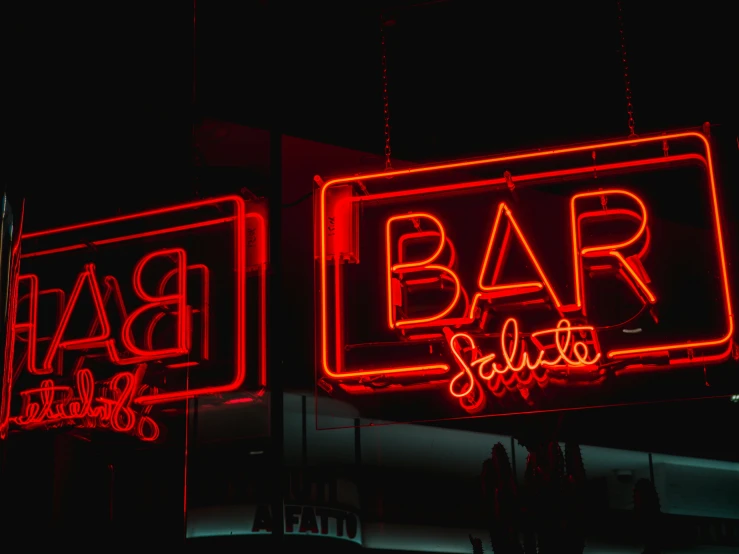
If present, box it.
[315,132,738,427]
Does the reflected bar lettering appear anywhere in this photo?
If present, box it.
[0,196,268,440]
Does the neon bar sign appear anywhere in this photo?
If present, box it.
[316,132,734,417]
[0,196,268,440]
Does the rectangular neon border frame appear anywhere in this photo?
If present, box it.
[9,195,263,406]
[317,132,734,384]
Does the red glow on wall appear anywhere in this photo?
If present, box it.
[1,196,268,440]
[316,132,734,415]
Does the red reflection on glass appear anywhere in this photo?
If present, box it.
[10,367,159,441]
[1,196,266,440]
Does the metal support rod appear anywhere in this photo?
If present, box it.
[268,2,284,539]
[186,0,199,536]
[269,142,284,543]
[354,418,362,466]
[301,395,308,465]
[108,463,115,523]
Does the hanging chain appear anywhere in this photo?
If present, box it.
[617,1,636,137]
[192,0,202,198]
[381,19,392,170]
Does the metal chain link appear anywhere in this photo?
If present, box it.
[381,20,392,170]
[617,1,636,137]
[192,0,201,198]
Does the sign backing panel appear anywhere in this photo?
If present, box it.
[314,132,736,428]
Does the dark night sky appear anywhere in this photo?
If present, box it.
[5,1,738,459]
[6,2,737,194]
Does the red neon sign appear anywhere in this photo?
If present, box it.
[316,132,735,420]
[0,195,268,440]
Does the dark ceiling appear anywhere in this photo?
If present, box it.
[196,1,737,157]
[7,2,737,186]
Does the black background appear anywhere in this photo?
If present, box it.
[5,2,737,218]
[3,0,738,542]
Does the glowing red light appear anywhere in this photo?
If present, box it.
[223,397,254,405]
[316,132,734,413]
[0,196,268,440]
